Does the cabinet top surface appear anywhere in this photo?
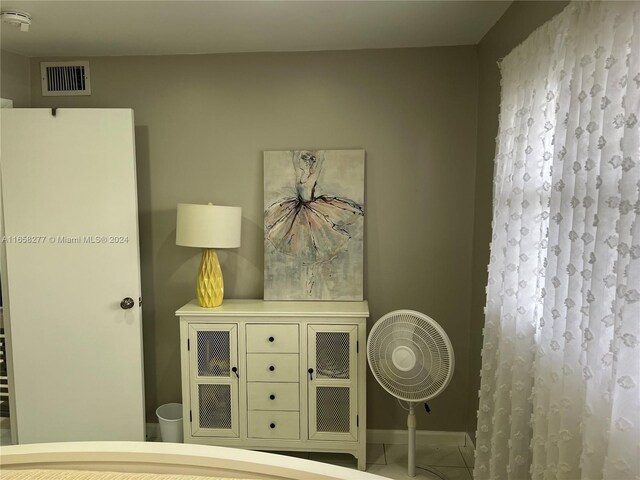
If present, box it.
[176,299,369,317]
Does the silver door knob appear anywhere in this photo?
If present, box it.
[120,297,135,309]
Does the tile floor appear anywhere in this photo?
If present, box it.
[2,428,477,480]
[144,426,476,479]
[148,429,477,480]
[275,443,476,480]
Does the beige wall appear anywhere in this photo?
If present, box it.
[466,1,570,439]
[1,50,31,107]
[30,47,478,430]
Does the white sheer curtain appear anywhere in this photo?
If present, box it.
[475,2,639,479]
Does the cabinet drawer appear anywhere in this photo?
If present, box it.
[248,411,300,439]
[248,382,299,411]
[247,354,299,382]
[246,324,299,353]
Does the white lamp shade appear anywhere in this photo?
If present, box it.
[176,203,242,248]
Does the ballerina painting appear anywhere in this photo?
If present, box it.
[264,149,365,300]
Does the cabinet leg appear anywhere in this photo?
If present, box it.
[357,448,367,471]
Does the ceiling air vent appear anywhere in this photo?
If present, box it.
[40,61,91,96]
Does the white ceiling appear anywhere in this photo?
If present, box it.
[0,1,511,58]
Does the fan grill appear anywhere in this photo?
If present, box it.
[367,310,454,402]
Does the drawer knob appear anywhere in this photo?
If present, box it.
[269,365,275,371]
[269,394,275,400]
[270,423,276,429]
[268,336,275,342]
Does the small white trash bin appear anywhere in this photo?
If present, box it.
[156,403,183,442]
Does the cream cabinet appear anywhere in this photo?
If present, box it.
[177,299,369,470]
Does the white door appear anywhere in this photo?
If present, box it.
[0,109,145,443]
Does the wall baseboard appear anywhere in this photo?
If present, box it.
[147,423,466,447]
[146,422,160,441]
[367,429,465,446]
[464,432,475,449]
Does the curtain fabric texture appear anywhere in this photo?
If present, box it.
[475,2,639,479]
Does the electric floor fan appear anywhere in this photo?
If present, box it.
[367,310,455,477]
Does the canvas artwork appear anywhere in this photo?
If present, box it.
[264,149,365,301]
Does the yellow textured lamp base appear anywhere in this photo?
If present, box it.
[197,248,224,307]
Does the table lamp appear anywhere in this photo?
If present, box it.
[176,203,242,307]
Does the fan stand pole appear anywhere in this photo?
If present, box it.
[408,402,416,477]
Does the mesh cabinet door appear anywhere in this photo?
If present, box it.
[188,324,239,437]
[308,325,358,441]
